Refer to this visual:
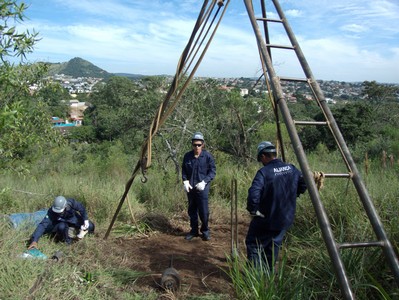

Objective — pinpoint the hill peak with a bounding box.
[47,57,112,79]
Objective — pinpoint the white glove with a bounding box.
[195,180,206,191]
[256,210,265,218]
[183,180,192,193]
[81,220,89,231]
[250,210,265,218]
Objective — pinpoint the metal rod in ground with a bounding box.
[234,178,238,252]
[231,178,238,257]
[230,179,234,256]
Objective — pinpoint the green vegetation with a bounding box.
[1,1,399,299]
[46,57,113,79]
[1,145,399,299]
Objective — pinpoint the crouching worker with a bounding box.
[27,196,95,249]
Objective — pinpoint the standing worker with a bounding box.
[27,196,95,249]
[246,141,307,269]
[182,132,216,241]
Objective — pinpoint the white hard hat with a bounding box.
[192,132,204,142]
[52,196,67,213]
[257,141,276,158]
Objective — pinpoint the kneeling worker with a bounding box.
[28,196,95,249]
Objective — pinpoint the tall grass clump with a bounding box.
[289,150,399,298]
[225,251,311,299]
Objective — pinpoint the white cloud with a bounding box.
[300,38,399,83]
[17,0,399,83]
[285,9,302,18]
[67,25,128,43]
[340,24,368,34]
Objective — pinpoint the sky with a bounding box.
[18,0,399,83]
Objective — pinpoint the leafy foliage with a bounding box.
[0,0,65,171]
[84,76,163,150]
[297,101,399,156]
[0,0,39,63]
[154,78,276,166]
[0,100,64,168]
[0,0,42,106]
[35,81,70,117]
[362,80,398,103]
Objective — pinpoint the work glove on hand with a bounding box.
[81,220,90,231]
[28,241,38,250]
[250,210,265,218]
[195,180,206,191]
[183,180,193,193]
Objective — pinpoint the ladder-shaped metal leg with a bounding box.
[243,0,399,298]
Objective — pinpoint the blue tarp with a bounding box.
[19,248,48,259]
[7,209,47,229]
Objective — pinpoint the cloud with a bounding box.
[17,0,399,82]
[299,38,399,83]
[340,24,368,33]
[285,9,302,17]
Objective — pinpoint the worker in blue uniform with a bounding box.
[246,141,307,270]
[27,196,95,249]
[182,132,216,241]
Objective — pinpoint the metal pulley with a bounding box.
[160,255,181,291]
[161,267,181,291]
[51,250,63,262]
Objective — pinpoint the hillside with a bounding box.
[46,57,113,79]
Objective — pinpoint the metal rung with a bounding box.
[266,44,294,50]
[279,76,309,82]
[323,173,351,178]
[256,17,283,23]
[294,121,327,125]
[338,241,385,249]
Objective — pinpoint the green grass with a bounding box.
[0,223,158,299]
[1,145,399,299]
[224,250,312,299]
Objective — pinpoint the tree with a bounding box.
[156,79,275,166]
[0,0,41,107]
[0,1,64,171]
[84,76,162,150]
[0,88,64,171]
[35,82,70,118]
[362,81,397,103]
[67,125,96,143]
[331,102,374,148]
[300,102,374,153]
[0,1,39,63]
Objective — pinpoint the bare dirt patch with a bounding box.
[94,213,249,299]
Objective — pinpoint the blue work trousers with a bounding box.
[245,217,286,270]
[43,220,95,244]
[187,187,210,236]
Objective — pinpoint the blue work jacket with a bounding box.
[247,159,307,230]
[31,198,88,242]
[182,149,216,187]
